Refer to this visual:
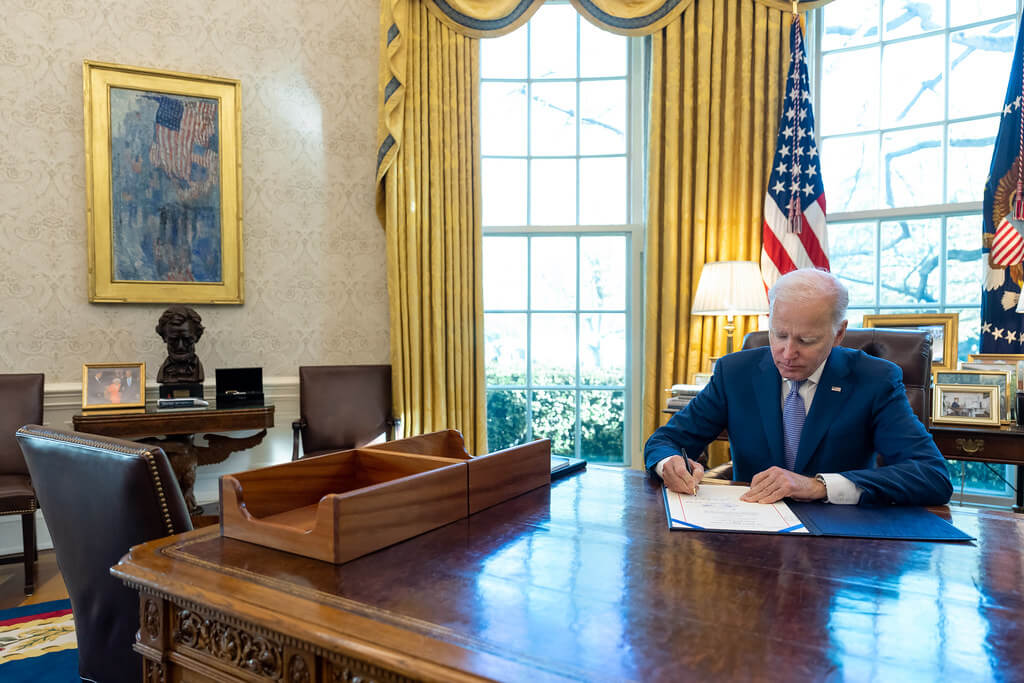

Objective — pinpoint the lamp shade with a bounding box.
[691,261,770,317]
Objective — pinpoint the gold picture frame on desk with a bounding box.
[83,61,243,304]
[967,354,1024,391]
[932,384,1000,427]
[861,313,958,370]
[933,369,1012,423]
[82,362,145,410]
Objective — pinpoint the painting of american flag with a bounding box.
[760,15,829,290]
[109,88,222,283]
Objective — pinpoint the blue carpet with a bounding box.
[0,599,78,682]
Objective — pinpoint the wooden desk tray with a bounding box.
[220,430,551,563]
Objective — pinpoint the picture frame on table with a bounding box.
[966,354,1024,391]
[931,384,1000,427]
[82,362,146,410]
[861,313,958,370]
[83,61,243,304]
[933,369,1012,423]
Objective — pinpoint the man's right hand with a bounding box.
[661,454,704,495]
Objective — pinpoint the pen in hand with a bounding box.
[682,453,698,496]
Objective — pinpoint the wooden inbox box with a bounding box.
[220,430,551,563]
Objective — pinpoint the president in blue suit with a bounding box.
[645,269,953,506]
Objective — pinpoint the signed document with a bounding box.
[663,483,808,534]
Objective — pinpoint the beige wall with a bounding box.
[0,0,388,383]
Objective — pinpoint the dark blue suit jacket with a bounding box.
[645,346,953,506]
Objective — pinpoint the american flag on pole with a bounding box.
[148,95,217,182]
[760,14,829,289]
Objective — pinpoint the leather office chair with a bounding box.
[0,373,43,594]
[705,327,932,480]
[16,425,192,683]
[292,364,401,460]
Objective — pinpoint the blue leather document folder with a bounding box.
[786,501,974,542]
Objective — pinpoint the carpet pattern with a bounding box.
[0,599,78,682]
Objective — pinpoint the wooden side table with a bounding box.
[928,423,1024,512]
[73,404,275,515]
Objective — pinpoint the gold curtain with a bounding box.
[642,0,795,458]
[377,2,487,453]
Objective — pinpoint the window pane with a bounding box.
[487,389,528,450]
[579,80,626,155]
[882,0,944,41]
[530,4,577,79]
[530,159,577,224]
[481,30,526,79]
[531,81,577,157]
[482,158,526,226]
[580,235,626,310]
[580,21,627,78]
[821,0,880,51]
[947,117,999,203]
[581,390,624,462]
[821,133,879,211]
[880,125,942,208]
[828,221,877,305]
[949,22,1015,120]
[945,215,983,306]
[484,237,528,309]
[881,35,944,128]
[947,460,1015,496]
[580,313,625,385]
[821,47,880,135]
[485,313,527,385]
[532,314,576,385]
[954,307,981,360]
[950,2,1016,28]
[579,157,627,225]
[879,217,941,305]
[532,389,576,455]
[481,82,527,156]
[531,236,576,309]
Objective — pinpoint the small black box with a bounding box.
[216,367,264,407]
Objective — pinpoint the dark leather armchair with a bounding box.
[705,327,932,479]
[15,425,192,683]
[292,364,400,460]
[0,373,43,594]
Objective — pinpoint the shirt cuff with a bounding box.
[654,456,673,479]
[818,473,862,504]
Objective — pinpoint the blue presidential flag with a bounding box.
[982,15,1024,352]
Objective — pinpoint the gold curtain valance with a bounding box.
[421,0,699,37]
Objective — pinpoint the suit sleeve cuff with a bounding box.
[817,473,862,505]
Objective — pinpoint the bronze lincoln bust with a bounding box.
[156,305,205,384]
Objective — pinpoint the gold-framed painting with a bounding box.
[83,61,243,304]
[932,383,1000,427]
[82,362,146,409]
[861,313,958,370]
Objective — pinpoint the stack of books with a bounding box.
[666,383,702,411]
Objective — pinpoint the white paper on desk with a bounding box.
[663,484,808,534]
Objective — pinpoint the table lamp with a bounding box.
[691,261,770,353]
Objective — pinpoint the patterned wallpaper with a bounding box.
[0,0,388,383]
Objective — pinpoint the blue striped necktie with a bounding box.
[783,379,806,471]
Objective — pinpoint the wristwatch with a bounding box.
[814,473,829,502]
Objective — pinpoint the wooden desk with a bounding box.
[112,466,1022,682]
[929,423,1024,512]
[73,403,274,515]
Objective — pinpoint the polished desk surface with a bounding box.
[113,466,1023,682]
[72,401,274,438]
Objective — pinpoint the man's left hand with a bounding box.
[740,466,827,504]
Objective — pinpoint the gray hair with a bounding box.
[767,268,849,332]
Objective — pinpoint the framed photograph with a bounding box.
[861,313,958,370]
[932,384,1000,427]
[82,363,146,410]
[83,61,243,304]
[933,369,1012,423]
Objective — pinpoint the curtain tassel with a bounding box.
[788,197,802,233]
